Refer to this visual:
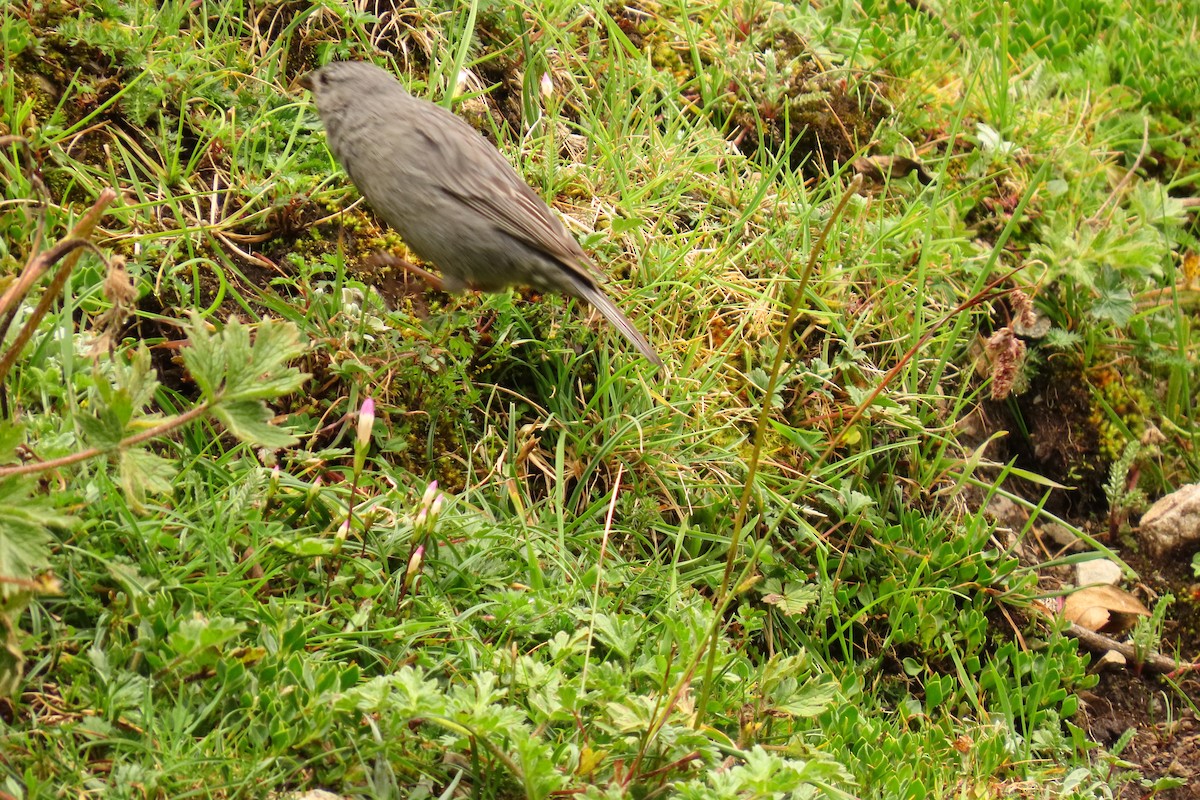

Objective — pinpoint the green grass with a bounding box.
[2,0,1199,797]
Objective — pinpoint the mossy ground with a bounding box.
[2,0,1199,797]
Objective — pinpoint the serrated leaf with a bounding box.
[180,316,309,407]
[1043,327,1083,349]
[76,407,126,450]
[179,316,308,445]
[1091,268,1135,326]
[114,347,161,411]
[337,667,448,718]
[591,613,637,661]
[237,318,308,396]
[761,583,820,616]
[270,535,341,557]
[167,616,247,668]
[213,400,299,448]
[0,477,76,599]
[770,678,839,718]
[1129,181,1187,228]
[1,622,25,697]
[210,318,308,402]
[179,314,226,399]
[119,448,177,510]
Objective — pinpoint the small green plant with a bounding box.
[1104,438,1150,538]
[1130,593,1173,667]
[0,197,309,692]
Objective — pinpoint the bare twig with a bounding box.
[694,175,865,723]
[0,401,211,478]
[1066,622,1195,677]
[0,189,119,390]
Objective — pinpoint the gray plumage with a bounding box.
[302,60,662,367]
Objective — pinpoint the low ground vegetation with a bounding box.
[2,1,1198,797]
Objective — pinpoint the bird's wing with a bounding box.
[409,103,660,366]
[416,110,602,286]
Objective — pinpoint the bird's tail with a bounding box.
[574,282,663,368]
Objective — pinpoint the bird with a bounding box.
[301,60,662,367]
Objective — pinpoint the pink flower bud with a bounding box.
[421,480,439,509]
[405,545,425,585]
[357,397,375,446]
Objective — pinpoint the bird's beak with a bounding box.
[297,71,315,92]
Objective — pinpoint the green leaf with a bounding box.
[0,422,24,464]
[1091,267,1135,326]
[179,315,308,446]
[337,667,448,718]
[0,477,75,594]
[590,612,638,661]
[119,448,177,510]
[114,346,162,412]
[0,475,75,694]
[1,618,25,697]
[167,616,247,669]
[77,407,126,450]
[182,316,308,402]
[271,535,342,557]
[761,583,819,617]
[770,677,838,718]
[233,318,309,400]
[180,315,228,399]
[81,348,165,451]
[213,400,299,448]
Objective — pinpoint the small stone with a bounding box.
[1076,558,1123,587]
[1042,522,1083,551]
[1138,483,1200,557]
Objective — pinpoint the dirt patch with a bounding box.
[968,354,1200,793]
[1073,546,1200,796]
[726,53,888,176]
[1078,670,1200,798]
[976,360,1109,518]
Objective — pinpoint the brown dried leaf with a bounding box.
[1062,585,1150,635]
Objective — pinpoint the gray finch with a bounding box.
[302,61,662,367]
